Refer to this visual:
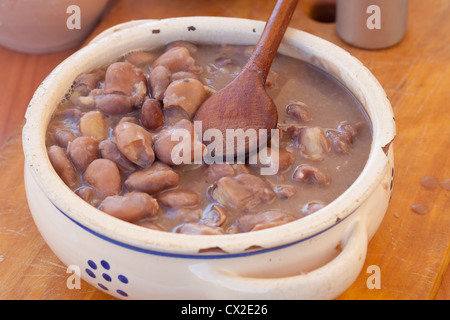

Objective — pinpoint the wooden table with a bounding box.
[0,0,448,300]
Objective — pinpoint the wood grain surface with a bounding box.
[0,0,448,300]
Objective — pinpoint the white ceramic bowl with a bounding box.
[22,17,395,300]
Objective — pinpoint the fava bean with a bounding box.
[47,125,77,149]
[123,51,156,67]
[114,120,155,168]
[140,98,164,131]
[297,127,330,161]
[135,220,164,231]
[153,119,205,166]
[124,161,179,195]
[79,110,107,141]
[171,71,201,82]
[149,65,171,101]
[67,136,99,171]
[152,46,199,73]
[73,69,105,96]
[163,78,207,118]
[104,61,147,96]
[237,210,295,232]
[83,159,122,199]
[99,139,136,172]
[292,164,330,185]
[47,145,79,189]
[200,204,228,227]
[211,173,276,211]
[94,93,134,115]
[176,223,225,235]
[203,163,236,183]
[285,102,311,122]
[75,186,100,207]
[156,189,200,209]
[165,41,199,54]
[100,192,159,222]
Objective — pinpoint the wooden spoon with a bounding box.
[194,0,299,159]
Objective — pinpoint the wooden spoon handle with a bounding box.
[246,0,299,83]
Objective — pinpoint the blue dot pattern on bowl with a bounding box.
[85,259,129,298]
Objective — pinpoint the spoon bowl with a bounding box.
[194,0,299,158]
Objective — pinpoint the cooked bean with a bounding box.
[156,189,200,209]
[200,204,228,227]
[131,80,148,107]
[153,119,205,166]
[163,78,207,118]
[302,201,325,215]
[135,220,164,231]
[326,129,353,154]
[53,108,83,119]
[123,51,156,66]
[152,46,198,73]
[250,147,294,173]
[292,164,330,185]
[211,173,276,211]
[297,127,330,161]
[67,136,99,171]
[203,163,236,183]
[338,122,363,138]
[104,61,147,96]
[94,93,134,115]
[75,186,101,207]
[171,71,200,82]
[114,120,155,168]
[73,69,105,96]
[117,116,139,126]
[83,159,122,199]
[99,139,136,172]
[170,207,203,225]
[140,98,164,130]
[100,191,159,222]
[77,95,96,108]
[46,125,77,149]
[47,145,79,189]
[79,110,107,141]
[286,102,311,122]
[279,124,302,141]
[149,65,171,101]
[124,161,179,194]
[237,210,295,232]
[232,164,250,174]
[165,41,198,54]
[176,223,225,235]
[274,185,298,199]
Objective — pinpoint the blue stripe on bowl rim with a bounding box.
[52,201,355,260]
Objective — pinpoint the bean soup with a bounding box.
[46,41,372,235]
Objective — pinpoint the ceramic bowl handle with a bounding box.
[191,218,368,300]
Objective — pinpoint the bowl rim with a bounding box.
[22,17,395,256]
